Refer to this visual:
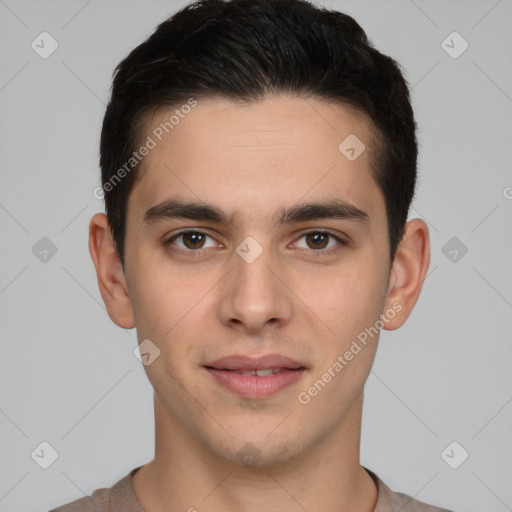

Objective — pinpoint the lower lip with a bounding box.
[204,368,306,399]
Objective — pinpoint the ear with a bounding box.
[382,218,430,331]
[88,213,135,329]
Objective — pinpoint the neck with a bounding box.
[132,393,377,512]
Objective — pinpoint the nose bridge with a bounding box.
[218,237,292,332]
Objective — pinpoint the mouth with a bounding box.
[226,367,295,376]
[203,354,307,399]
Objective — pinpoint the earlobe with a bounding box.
[382,218,430,331]
[88,213,136,329]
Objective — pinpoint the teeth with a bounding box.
[256,368,274,377]
[237,368,283,376]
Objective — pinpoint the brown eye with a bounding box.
[181,232,206,249]
[305,232,329,249]
[166,231,217,252]
[293,231,345,254]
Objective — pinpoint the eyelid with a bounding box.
[165,229,222,253]
[290,229,347,253]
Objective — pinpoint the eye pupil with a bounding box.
[306,232,328,249]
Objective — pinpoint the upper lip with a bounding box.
[204,354,305,371]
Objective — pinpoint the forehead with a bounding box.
[128,95,384,226]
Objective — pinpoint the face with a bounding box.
[121,95,398,466]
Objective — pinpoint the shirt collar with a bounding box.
[111,465,402,512]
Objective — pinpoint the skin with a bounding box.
[89,94,430,512]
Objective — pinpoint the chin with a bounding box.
[209,431,304,469]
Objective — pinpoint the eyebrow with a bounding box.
[143,198,369,226]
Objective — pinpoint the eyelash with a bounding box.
[164,229,347,257]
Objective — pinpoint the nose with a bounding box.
[217,240,293,335]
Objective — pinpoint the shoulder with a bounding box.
[48,467,143,512]
[366,468,455,512]
[48,487,111,512]
[383,488,455,512]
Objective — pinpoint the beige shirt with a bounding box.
[49,466,453,512]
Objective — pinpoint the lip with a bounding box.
[205,354,304,371]
[203,354,306,399]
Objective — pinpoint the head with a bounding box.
[90,0,429,468]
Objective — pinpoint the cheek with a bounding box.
[300,257,387,344]
[128,246,200,332]
[129,275,197,391]
[128,261,211,367]
[129,278,171,337]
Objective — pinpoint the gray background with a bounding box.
[1,0,511,510]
